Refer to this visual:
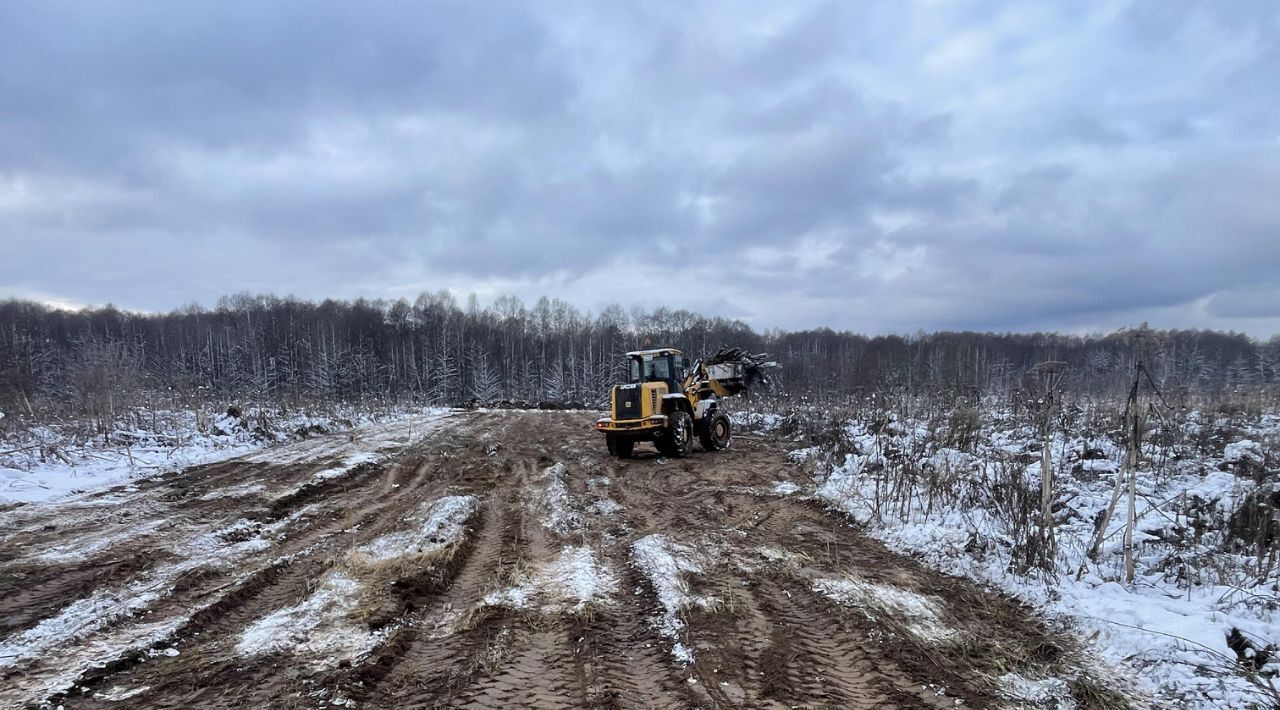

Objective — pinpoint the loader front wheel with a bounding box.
[606,434,634,458]
[699,412,732,451]
[659,410,694,458]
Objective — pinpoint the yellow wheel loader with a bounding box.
[594,346,776,458]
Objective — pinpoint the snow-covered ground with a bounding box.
[236,569,387,668]
[538,462,582,536]
[812,572,957,643]
[236,492,480,668]
[631,533,718,665]
[0,407,452,505]
[789,406,1280,708]
[0,509,314,700]
[354,494,480,563]
[483,546,619,614]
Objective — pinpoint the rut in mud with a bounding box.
[0,410,1099,709]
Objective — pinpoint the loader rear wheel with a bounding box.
[658,410,694,458]
[699,412,732,451]
[606,434,634,458]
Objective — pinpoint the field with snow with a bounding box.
[739,398,1280,709]
[0,407,1146,709]
[0,406,446,506]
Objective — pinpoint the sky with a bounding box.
[1,1,1278,337]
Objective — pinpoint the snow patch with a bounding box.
[539,463,581,535]
[197,481,266,501]
[757,546,809,567]
[999,673,1077,709]
[588,498,621,516]
[813,574,957,643]
[35,518,170,563]
[354,495,479,562]
[631,534,716,665]
[483,546,619,613]
[0,408,455,506]
[787,447,821,463]
[96,685,152,701]
[235,571,384,666]
[772,480,801,495]
[0,516,300,704]
[810,411,1280,708]
[0,517,292,672]
[241,408,453,466]
[1223,439,1264,465]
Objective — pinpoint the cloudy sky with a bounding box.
[1,1,1278,336]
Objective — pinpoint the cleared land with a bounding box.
[0,411,1095,709]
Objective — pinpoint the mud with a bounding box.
[0,411,1096,709]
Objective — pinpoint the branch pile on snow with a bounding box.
[631,534,717,665]
[1223,439,1265,466]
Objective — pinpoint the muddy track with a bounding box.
[1,410,1100,709]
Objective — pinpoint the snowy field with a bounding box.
[0,407,452,505]
[1,408,1141,707]
[743,404,1280,708]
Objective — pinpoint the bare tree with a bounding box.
[1031,361,1067,531]
[467,344,502,403]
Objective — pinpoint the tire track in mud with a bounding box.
[2,414,473,709]
[353,484,520,706]
[681,580,786,710]
[368,455,569,708]
[597,422,1004,709]
[365,421,700,710]
[449,628,582,709]
[578,567,704,710]
[0,455,368,644]
[66,414,503,709]
[0,412,437,566]
[4,411,1101,709]
[0,552,157,637]
[748,577,958,709]
[321,413,570,708]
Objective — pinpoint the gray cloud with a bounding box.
[1,0,1278,337]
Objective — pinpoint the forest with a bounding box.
[1,292,1278,419]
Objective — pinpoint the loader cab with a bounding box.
[626,349,689,392]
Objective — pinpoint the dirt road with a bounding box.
[0,411,1092,709]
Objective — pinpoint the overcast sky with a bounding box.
[1,2,1278,336]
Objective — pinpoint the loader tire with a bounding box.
[606,433,634,458]
[658,410,694,458]
[699,412,732,451]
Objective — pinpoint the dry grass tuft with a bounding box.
[1069,675,1135,710]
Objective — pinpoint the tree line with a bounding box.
[1,293,1277,421]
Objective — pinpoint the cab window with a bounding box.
[650,356,672,381]
[629,354,674,383]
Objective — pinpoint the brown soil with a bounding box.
[0,411,1100,709]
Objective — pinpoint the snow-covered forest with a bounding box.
[2,294,1279,420]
